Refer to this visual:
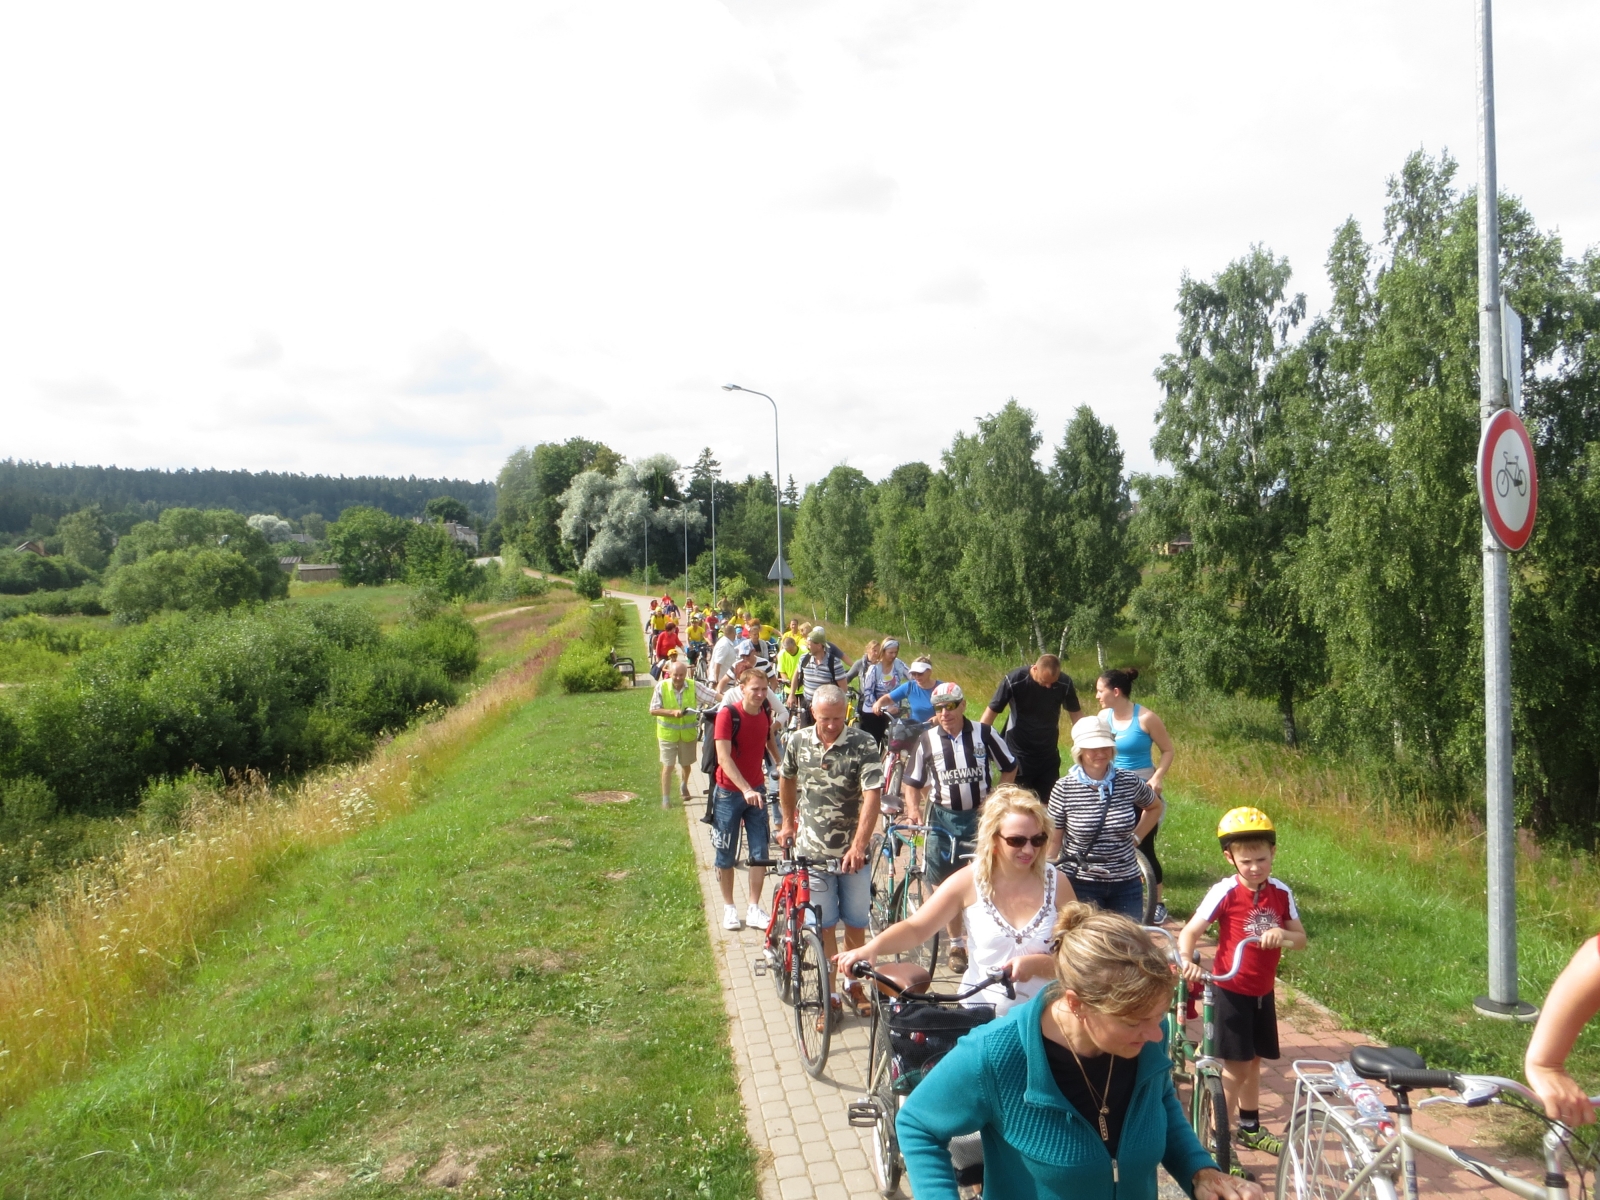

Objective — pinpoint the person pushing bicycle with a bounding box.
[1177,807,1307,1160]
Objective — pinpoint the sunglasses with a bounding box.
[932,702,961,712]
[998,833,1049,848]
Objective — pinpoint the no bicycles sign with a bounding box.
[1477,407,1538,551]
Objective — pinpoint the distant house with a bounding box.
[442,521,480,551]
[13,540,46,556]
[285,532,314,546]
[278,556,303,572]
[296,563,341,583]
[1158,538,1194,556]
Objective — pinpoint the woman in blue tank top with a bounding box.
[1096,667,1176,923]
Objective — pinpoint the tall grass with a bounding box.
[0,603,588,1112]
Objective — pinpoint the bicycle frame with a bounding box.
[1281,1062,1578,1200]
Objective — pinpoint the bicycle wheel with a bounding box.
[1196,1073,1231,1177]
[766,903,793,1005]
[1277,1097,1395,1200]
[868,834,897,938]
[793,927,832,1078]
[899,870,941,971]
[1136,850,1158,925]
[868,1008,902,1196]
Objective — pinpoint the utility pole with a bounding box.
[1472,0,1535,1022]
[710,469,719,606]
[723,384,785,631]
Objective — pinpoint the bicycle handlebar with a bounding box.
[849,960,1017,1003]
[1206,935,1263,983]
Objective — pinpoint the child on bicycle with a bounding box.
[1178,807,1307,1158]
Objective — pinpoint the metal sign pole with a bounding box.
[1472,0,1535,1022]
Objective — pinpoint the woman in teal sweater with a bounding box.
[897,903,1264,1200]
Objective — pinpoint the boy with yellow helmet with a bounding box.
[1178,807,1307,1163]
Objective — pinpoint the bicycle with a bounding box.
[1276,1046,1600,1200]
[1497,450,1529,499]
[877,717,926,817]
[1135,848,1160,925]
[1160,931,1264,1178]
[867,819,939,970]
[753,847,843,1078]
[846,958,1016,1197]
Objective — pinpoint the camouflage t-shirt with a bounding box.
[779,725,884,861]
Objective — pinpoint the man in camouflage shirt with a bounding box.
[778,683,883,1017]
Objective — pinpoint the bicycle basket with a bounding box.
[887,998,995,1094]
[887,719,927,752]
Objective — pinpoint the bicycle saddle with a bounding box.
[1349,1045,1434,1086]
[873,962,931,998]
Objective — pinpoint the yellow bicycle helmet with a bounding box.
[1217,806,1276,850]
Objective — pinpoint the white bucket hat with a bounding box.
[1069,715,1116,760]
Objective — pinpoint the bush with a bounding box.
[0,775,56,824]
[0,585,106,620]
[0,552,95,595]
[556,642,625,693]
[137,769,220,831]
[0,600,477,815]
[573,569,604,600]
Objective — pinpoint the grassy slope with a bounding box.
[0,615,755,1199]
[820,619,1600,1086]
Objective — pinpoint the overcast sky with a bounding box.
[2,1,1597,491]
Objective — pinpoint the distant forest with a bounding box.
[0,461,496,535]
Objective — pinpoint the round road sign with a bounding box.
[1477,408,1538,551]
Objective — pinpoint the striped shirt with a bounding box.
[1047,767,1156,882]
[904,719,1017,812]
[795,645,850,699]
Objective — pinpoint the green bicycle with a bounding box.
[867,819,940,971]
[1156,929,1263,1179]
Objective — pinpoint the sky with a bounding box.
[2,0,1597,491]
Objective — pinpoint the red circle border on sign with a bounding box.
[1477,408,1539,551]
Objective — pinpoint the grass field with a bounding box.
[0,610,756,1200]
[818,617,1600,1090]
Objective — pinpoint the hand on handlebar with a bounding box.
[1257,927,1287,950]
[1180,959,1206,985]
[1527,1064,1599,1127]
[1193,1166,1264,1200]
[834,947,875,976]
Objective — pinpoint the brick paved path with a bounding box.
[617,593,1537,1200]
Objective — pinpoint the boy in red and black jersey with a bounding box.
[1179,807,1308,1159]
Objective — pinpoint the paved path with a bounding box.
[613,592,1536,1199]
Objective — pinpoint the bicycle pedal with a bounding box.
[846,1099,882,1127]
[753,959,767,976]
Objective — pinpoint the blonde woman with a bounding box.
[834,786,1072,1015]
[898,903,1261,1200]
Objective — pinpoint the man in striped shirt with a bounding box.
[903,682,1018,973]
[788,626,850,728]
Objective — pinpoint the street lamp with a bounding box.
[664,496,693,600]
[723,383,785,631]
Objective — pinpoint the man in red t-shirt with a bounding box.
[712,667,779,932]
[654,621,683,663]
[1179,807,1307,1159]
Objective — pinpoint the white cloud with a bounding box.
[0,0,1596,487]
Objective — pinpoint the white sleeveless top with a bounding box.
[960,866,1060,1016]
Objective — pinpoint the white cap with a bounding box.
[909,657,934,674]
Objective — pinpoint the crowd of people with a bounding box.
[642,594,1598,1197]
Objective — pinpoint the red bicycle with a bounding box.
[753,848,842,1078]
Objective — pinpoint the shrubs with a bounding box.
[0,601,479,815]
[102,508,287,622]
[573,569,604,600]
[0,552,95,595]
[0,585,106,620]
[556,599,629,694]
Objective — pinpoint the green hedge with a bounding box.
[0,600,479,816]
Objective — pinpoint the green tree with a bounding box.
[56,505,114,571]
[405,521,477,597]
[791,466,875,624]
[497,439,620,570]
[424,495,472,525]
[1133,247,1320,745]
[324,507,412,586]
[1051,407,1138,653]
[104,508,287,619]
[870,462,935,641]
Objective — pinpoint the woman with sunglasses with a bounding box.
[834,786,1073,1014]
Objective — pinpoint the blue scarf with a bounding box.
[1068,762,1119,804]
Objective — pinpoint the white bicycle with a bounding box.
[1278,1044,1600,1200]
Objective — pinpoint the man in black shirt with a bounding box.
[980,654,1083,801]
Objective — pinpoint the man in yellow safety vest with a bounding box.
[649,658,700,810]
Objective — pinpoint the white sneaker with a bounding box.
[722,905,742,931]
[746,904,770,930]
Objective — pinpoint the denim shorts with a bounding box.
[808,860,871,930]
[709,785,770,870]
[1065,875,1145,921]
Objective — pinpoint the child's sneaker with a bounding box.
[1152,902,1169,925]
[1228,1164,1257,1181]
[1236,1127,1284,1155]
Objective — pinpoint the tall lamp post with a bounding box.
[709,467,719,607]
[665,496,693,600]
[723,383,785,631]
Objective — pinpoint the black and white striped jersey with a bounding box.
[904,719,1018,812]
